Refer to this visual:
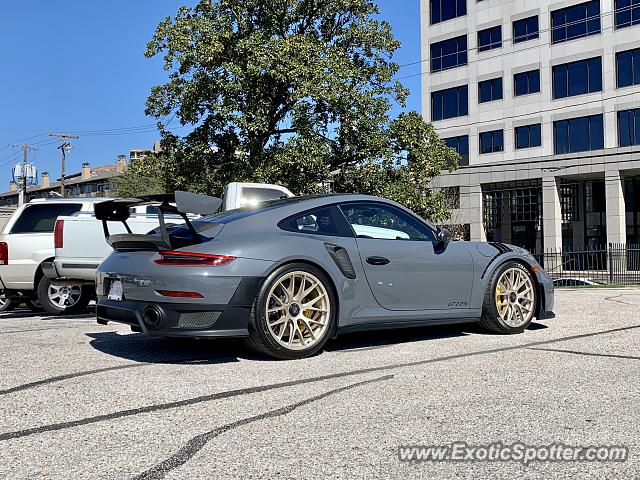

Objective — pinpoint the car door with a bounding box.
[339,202,474,311]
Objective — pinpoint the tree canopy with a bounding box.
[125,0,459,221]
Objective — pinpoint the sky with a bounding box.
[0,1,422,189]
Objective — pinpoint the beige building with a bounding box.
[422,0,640,252]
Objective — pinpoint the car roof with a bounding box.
[29,197,111,204]
[197,193,435,230]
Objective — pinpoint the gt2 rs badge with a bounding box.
[448,301,469,307]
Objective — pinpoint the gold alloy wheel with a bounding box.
[265,271,330,351]
[495,267,535,327]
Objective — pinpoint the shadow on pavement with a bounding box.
[86,331,255,365]
[527,322,549,330]
[327,322,473,352]
[86,320,548,363]
[0,306,96,321]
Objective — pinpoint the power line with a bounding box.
[0,116,177,152]
[0,133,49,155]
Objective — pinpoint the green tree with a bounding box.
[141,0,459,221]
[111,156,167,197]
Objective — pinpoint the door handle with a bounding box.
[366,256,390,266]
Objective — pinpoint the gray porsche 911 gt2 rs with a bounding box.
[94,192,554,359]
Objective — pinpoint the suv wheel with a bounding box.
[0,292,16,312]
[37,277,90,315]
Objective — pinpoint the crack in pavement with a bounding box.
[1,323,639,442]
[530,347,640,361]
[132,375,394,480]
[0,325,640,441]
[0,364,145,396]
[604,294,638,306]
[0,357,235,397]
[0,325,91,335]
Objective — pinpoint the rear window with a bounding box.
[10,203,83,234]
[240,187,289,206]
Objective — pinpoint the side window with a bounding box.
[10,204,83,234]
[279,206,351,237]
[339,203,436,241]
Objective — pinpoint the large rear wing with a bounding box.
[94,191,222,251]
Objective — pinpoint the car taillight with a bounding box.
[154,250,236,266]
[0,242,8,265]
[157,290,204,298]
[54,220,64,249]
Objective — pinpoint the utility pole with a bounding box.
[49,133,79,197]
[10,143,38,206]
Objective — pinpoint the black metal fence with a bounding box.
[533,244,640,286]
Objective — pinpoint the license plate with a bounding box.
[107,279,123,302]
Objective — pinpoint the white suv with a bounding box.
[0,198,108,314]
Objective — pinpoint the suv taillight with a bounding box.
[0,242,8,265]
[54,220,64,249]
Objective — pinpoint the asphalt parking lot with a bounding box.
[1,288,639,480]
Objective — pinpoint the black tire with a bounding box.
[245,263,337,360]
[27,298,44,313]
[480,261,537,334]
[0,292,16,312]
[36,276,91,315]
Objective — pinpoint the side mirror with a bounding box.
[436,227,452,247]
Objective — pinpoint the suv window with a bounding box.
[241,187,287,206]
[279,206,352,237]
[339,203,436,241]
[10,204,83,234]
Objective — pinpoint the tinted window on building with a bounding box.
[478,26,502,52]
[431,0,467,24]
[431,85,468,121]
[430,35,468,72]
[515,124,542,149]
[553,114,604,154]
[513,16,539,43]
[444,135,470,166]
[553,57,602,98]
[615,0,640,28]
[551,0,601,43]
[514,69,540,96]
[618,108,640,146]
[617,47,640,87]
[478,77,503,103]
[11,203,83,234]
[479,130,504,154]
